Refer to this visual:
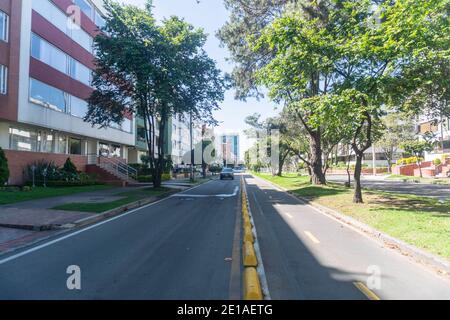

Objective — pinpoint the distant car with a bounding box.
[220,168,234,180]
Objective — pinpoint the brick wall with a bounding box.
[4,150,88,185]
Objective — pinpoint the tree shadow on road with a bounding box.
[245,176,372,300]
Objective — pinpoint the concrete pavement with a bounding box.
[0,178,242,299]
[245,174,450,300]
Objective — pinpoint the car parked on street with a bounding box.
[220,168,234,180]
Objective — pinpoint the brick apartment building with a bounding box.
[0,0,135,185]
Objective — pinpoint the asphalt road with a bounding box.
[0,178,242,300]
[1,174,449,300]
[245,174,450,300]
[326,175,450,200]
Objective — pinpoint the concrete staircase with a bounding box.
[86,155,138,186]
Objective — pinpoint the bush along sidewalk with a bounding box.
[26,158,102,187]
[0,147,9,187]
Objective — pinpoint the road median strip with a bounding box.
[241,178,265,300]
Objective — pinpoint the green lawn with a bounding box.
[0,185,112,205]
[52,187,173,213]
[386,174,450,185]
[253,172,450,260]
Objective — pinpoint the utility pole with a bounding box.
[190,111,194,182]
[372,144,376,176]
[202,124,206,179]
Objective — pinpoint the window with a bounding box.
[69,137,82,155]
[419,121,438,134]
[94,10,106,29]
[111,145,121,157]
[0,10,9,42]
[0,64,7,95]
[30,78,67,112]
[443,140,450,150]
[9,128,38,152]
[57,135,67,154]
[122,118,132,133]
[31,33,67,74]
[70,95,88,118]
[74,0,93,19]
[69,58,91,85]
[137,126,146,142]
[32,0,94,54]
[38,132,55,153]
[32,33,92,86]
[99,142,109,156]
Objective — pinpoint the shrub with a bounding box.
[0,147,9,186]
[396,156,423,166]
[63,157,78,175]
[137,175,153,183]
[26,160,60,182]
[433,158,442,166]
[162,173,171,181]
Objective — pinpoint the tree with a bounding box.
[377,113,415,172]
[85,1,226,187]
[0,147,9,186]
[401,140,435,178]
[244,0,447,202]
[63,158,78,175]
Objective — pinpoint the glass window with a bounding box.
[137,126,146,142]
[69,137,82,155]
[0,10,9,42]
[70,21,93,53]
[74,0,93,19]
[99,142,109,157]
[57,135,67,154]
[30,78,67,112]
[70,95,89,118]
[0,64,7,95]
[31,33,67,74]
[94,10,106,29]
[32,0,93,54]
[111,145,121,157]
[38,132,55,153]
[122,118,132,133]
[69,58,91,85]
[9,127,38,152]
[32,0,68,38]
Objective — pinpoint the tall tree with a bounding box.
[85,1,226,187]
[377,113,416,172]
[239,0,447,202]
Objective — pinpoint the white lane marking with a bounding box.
[284,212,294,219]
[171,186,239,198]
[0,180,216,266]
[304,231,320,244]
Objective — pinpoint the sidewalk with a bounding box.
[0,180,204,254]
[0,185,161,253]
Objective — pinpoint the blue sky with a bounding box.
[121,0,279,156]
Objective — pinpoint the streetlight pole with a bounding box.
[190,111,194,182]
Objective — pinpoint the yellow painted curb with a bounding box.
[244,267,263,300]
[243,241,258,267]
[243,225,254,243]
[243,216,252,229]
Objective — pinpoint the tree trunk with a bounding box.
[353,153,364,203]
[309,132,326,185]
[277,151,288,176]
[418,161,423,178]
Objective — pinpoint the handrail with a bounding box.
[91,154,138,181]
